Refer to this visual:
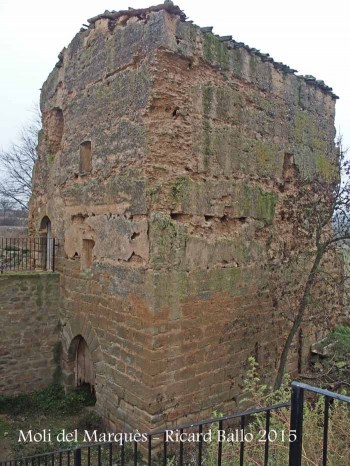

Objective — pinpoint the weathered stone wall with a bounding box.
[29,5,339,431]
[142,14,338,423]
[0,273,60,395]
[29,9,173,432]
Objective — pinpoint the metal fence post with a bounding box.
[289,384,304,466]
[74,449,81,466]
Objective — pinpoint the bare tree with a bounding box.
[0,109,40,209]
[0,197,14,217]
[272,141,350,389]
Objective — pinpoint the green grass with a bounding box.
[0,416,10,437]
[0,383,96,417]
[318,325,350,360]
[0,384,99,458]
[331,325,350,353]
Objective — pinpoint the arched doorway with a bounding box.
[70,335,96,393]
[39,216,52,270]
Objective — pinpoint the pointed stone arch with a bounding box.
[39,215,52,270]
[61,316,106,402]
[69,335,96,392]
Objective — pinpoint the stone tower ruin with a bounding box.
[29,3,338,432]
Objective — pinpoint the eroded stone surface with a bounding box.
[29,4,339,431]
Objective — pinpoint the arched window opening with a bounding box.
[65,334,96,405]
[79,141,92,174]
[76,337,95,394]
[39,216,52,270]
[44,107,64,154]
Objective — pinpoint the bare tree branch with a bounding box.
[0,108,40,210]
[273,138,350,389]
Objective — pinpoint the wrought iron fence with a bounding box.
[145,402,291,466]
[0,402,290,466]
[0,384,348,466]
[0,237,58,273]
[289,381,350,466]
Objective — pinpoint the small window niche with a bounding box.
[81,239,95,270]
[79,141,92,175]
[44,107,64,154]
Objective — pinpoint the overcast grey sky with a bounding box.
[0,0,349,152]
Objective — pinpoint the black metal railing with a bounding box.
[0,402,290,466]
[0,237,58,273]
[289,381,350,466]
[0,382,349,466]
[147,401,290,466]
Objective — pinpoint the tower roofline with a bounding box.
[86,2,187,25]
[81,3,337,100]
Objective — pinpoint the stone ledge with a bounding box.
[0,272,60,278]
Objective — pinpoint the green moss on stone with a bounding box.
[150,212,187,268]
[47,152,55,165]
[152,266,245,311]
[256,190,277,223]
[203,33,229,69]
[147,184,162,199]
[315,154,337,180]
[203,33,214,62]
[294,111,312,144]
[241,185,277,223]
[188,24,198,46]
[256,141,278,174]
[216,41,229,69]
[250,54,258,75]
[203,86,213,116]
[153,214,174,232]
[232,49,243,76]
[294,111,336,179]
[171,177,189,203]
